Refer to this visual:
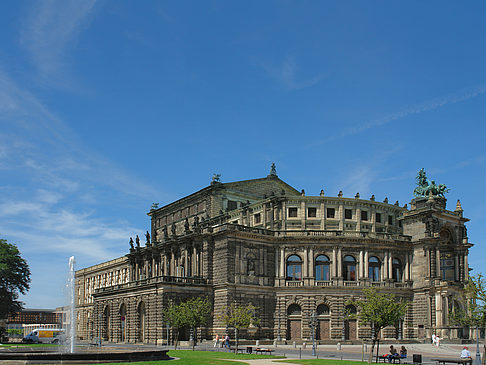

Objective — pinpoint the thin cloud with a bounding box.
[261,56,326,90]
[342,85,486,138]
[19,0,98,83]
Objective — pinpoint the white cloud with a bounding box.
[19,0,98,82]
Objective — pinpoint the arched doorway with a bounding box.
[137,302,146,342]
[316,304,330,340]
[344,304,357,340]
[119,303,127,342]
[287,304,302,340]
[103,306,110,341]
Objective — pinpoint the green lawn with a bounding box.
[96,349,284,365]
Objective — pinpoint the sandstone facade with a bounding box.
[75,167,472,344]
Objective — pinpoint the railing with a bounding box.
[343,281,359,286]
[315,281,332,287]
[286,281,303,287]
[274,230,411,241]
[94,275,209,294]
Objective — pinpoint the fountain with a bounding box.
[0,256,169,363]
[67,255,76,354]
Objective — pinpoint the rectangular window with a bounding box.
[254,213,261,224]
[388,215,393,225]
[375,213,381,223]
[361,210,368,221]
[227,200,238,211]
[308,207,317,217]
[288,207,298,217]
[327,208,335,218]
[345,209,352,219]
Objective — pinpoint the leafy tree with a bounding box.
[163,296,212,350]
[348,288,408,363]
[0,238,31,319]
[449,274,486,328]
[181,297,212,350]
[449,274,486,360]
[219,302,260,353]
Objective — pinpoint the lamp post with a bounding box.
[475,327,481,365]
[309,312,317,357]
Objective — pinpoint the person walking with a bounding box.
[214,334,219,348]
[224,334,230,349]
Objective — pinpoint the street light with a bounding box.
[475,327,481,365]
[309,312,317,357]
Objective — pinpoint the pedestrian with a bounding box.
[225,334,230,349]
[435,335,440,347]
[214,333,219,348]
[400,346,407,359]
[461,346,471,360]
[431,333,437,346]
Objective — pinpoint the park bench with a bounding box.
[431,358,472,365]
[377,355,404,363]
[88,338,102,347]
[255,347,274,355]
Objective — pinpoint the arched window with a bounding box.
[119,303,127,342]
[345,304,357,315]
[392,258,402,282]
[286,255,302,281]
[317,304,330,316]
[368,256,381,281]
[137,302,146,342]
[343,255,357,281]
[315,255,330,281]
[287,303,302,316]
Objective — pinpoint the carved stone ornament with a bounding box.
[422,215,441,237]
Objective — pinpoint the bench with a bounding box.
[255,348,274,355]
[88,338,102,347]
[235,348,246,354]
[377,355,404,363]
[431,358,472,365]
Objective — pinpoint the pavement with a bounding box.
[85,341,483,364]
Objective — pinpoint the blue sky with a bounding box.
[0,1,485,309]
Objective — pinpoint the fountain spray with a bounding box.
[68,256,76,353]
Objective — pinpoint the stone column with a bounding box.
[303,247,309,278]
[359,250,364,279]
[280,248,285,278]
[465,253,469,280]
[435,293,442,326]
[309,247,314,278]
[388,253,393,279]
[364,251,369,279]
[320,200,326,230]
[404,254,410,281]
[430,249,437,278]
[339,202,344,231]
[301,201,306,230]
[332,247,337,278]
[455,255,459,282]
[337,248,342,277]
[436,248,441,279]
[184,251,188,277]
[356,207,361,232]
[371,206,376,233]
[282,201,287,230]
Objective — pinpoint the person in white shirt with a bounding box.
[461,347,471,359]
[432,334,437,346]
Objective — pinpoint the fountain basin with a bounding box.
[0,348,170,364]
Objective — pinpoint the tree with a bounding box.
[181,297,212,350]
[348,288,408,363]
[449,274,486,362]
[449,274,486,328]
[163,296,212,350]
[0,238,31,319]
[219,302,260,353]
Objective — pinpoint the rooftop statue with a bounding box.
[413,168,449,198]
[212,174,221,183]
